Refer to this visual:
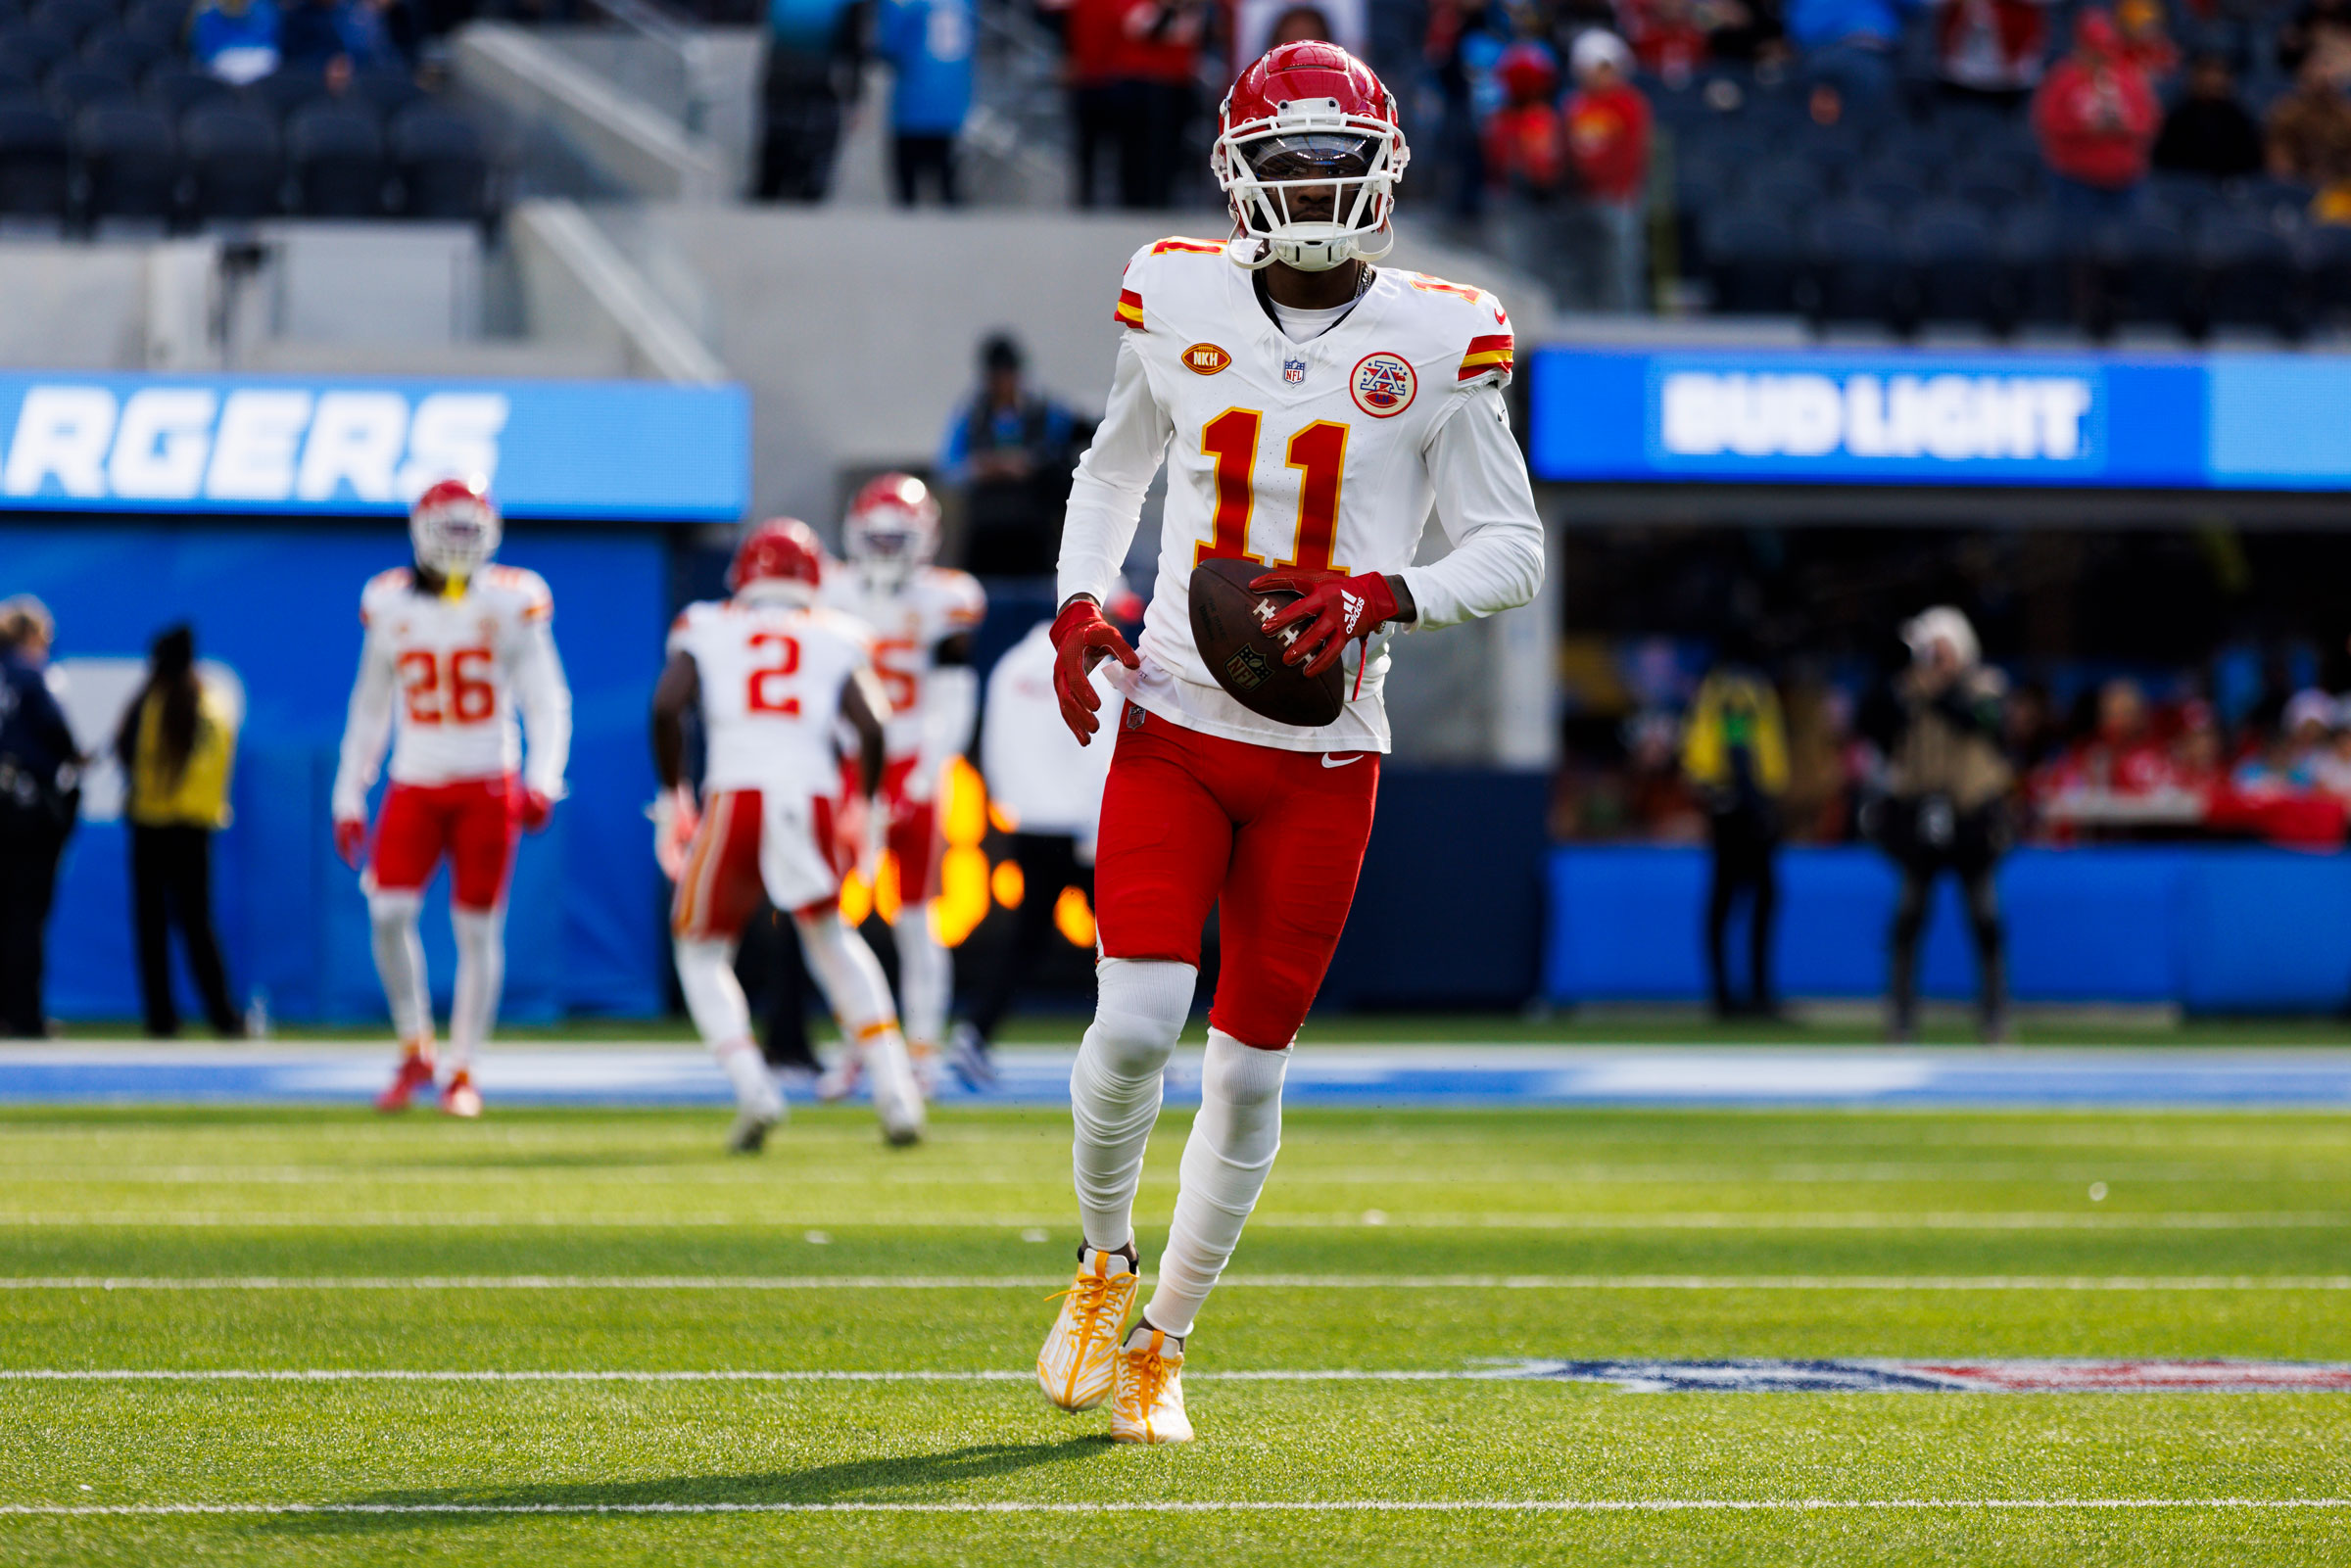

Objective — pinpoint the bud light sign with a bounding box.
[0,373,749,521]
[1526,347,2231,489]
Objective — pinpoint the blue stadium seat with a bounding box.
[0,24,73,79]
[286,97,383,214]
[45,58,131,113]
[390,100,485,220]
[0,56,29,96]
[2194,212,2300,337]
[1745,158,1824,214]
[1805,200,1911,328]
[144,56,230,119]
[0,95,67,219]
[73,97,174,224]
[2091,213,2192,330]
[1907,200,2006,330]
[1703,204,1802,313]
[1850,163,1930,214]
[349,64,419,119]
[120,0,183,47]
[1947,156,2031,215]
[82,27,163,79]
[1995,205,2072,324]
[29,0,111,45]
[180,98,276,219]
[2302,222,2351,322]
[245,65,326,123]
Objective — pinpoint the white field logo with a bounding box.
[1658,371,2095,462]
[0,386,509,503]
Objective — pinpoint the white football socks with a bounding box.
[1070,958,1196,1255]
[366,891,430,1047]
[673,934,779,1113]
[1145,1029,1290,1340]
[794,909,925,1137]
[893,907,951,1050]
[448,906,504,1070]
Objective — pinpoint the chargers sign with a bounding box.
[0,373,748,521]
[1526,347,2226,489]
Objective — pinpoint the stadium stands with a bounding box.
[0,0,493,230]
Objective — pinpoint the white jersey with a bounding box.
[669,597,875,801]
[1058,238,1547,754]
[982,619,1120,847]
[332,565,571,818]
[822,563,985,766]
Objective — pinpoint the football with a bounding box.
[1188,556,1345,727]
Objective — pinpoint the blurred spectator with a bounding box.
[1066,0,1203,208]
[2308,702,2351,798]
[2115,0,2181,82]
[2153,53,2265,176]
[2069,677,2173,791]
[1621,0,1711,82]
[2277,0,2351,75]
[879,0,973,206]
[1932,0,2051,109]
[756,0,867,202]
[192,0,284,84]
[1426,0,1509,221]
[1682,656,1789,1019]
[1872,607,2012,1044]
[1787,0,1914,107]
[1562,30,1652,311]
[1271,2,1336,41]
[1483,41,1570,301]
[2033,10,2160,223]
[0,597,77,1040]
[2265,49,2351,186]
[114,626,244,1041]
[938,334,1091,576]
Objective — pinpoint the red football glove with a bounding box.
[517,786,554,833]
[332,817,367,869]
[1050,596,1139,745]
[1253,569,1402,680]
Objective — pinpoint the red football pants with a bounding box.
[370,775,519,911]
[1092,707,1379,1048]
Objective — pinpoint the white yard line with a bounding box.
[1,1498,2346,1516]
[2,1274,2347,1291]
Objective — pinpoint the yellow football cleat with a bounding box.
[1111,1324,1191,1445]
[1036,1247,1137,1411]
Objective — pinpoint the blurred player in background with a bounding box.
[952,585,1138,1087]
[1037,42,1545,1443]
[653,518,927,1151]
[332,480,572,1118]
[818,473,985,1097]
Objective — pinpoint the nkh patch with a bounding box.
[1472,1359,2351,1393]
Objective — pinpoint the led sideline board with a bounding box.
[0,373,750,521]
[1527,347,2351,492]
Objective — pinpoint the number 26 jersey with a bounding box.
[668,597,875,802]
[1056,238,1544,755]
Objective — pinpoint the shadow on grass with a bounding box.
[264,1437,1115,1535]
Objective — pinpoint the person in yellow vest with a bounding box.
[1682,654,1791,1019]
[114,625,244,1038]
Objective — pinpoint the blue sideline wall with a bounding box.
[12,518,668,1023]
[1548,844,2351,1013]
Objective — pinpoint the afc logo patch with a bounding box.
[1182,343,1231,375]
[1350,352,1416,418]
[1282,355,1307,386]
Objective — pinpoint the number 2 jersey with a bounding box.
[668,596,876,803]
[1056,238,1547,754]
[332,565,572,820]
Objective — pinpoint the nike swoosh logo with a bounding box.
[1319,752,1367,769]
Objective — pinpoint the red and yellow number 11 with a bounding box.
[1195,408,1349,573]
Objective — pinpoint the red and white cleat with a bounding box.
[376,1045,437,1114]
[439,1069,483,1119]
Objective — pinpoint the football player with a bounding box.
[653,519,927,1151]
[332,479,572,1118]
[1035,41,1546,1443]
[816,474,985,1098]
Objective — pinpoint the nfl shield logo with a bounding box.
[1282,356,1307,386]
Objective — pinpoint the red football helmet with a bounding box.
[729,517,825,602]
[842,472,940,591]
[1213,41,1410,271]
[409,477,501,579]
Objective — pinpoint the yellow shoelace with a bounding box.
[1046,1270,1128,1349]
[1122,1344,1175,1415]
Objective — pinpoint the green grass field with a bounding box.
[4,1099,2350,1565]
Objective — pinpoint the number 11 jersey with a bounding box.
[1058,238,1537,755]
[669,597,875,802]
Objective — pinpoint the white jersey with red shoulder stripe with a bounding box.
[820,564,985,761]
[1060,238,1538,754]
[332,564,572,820]
[669,597,875,801]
